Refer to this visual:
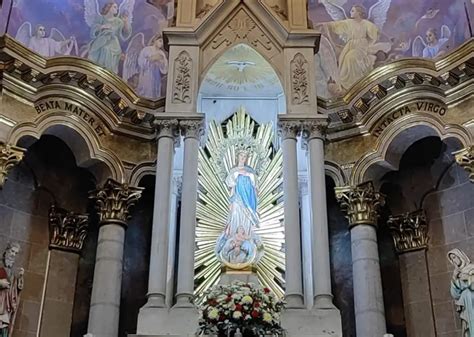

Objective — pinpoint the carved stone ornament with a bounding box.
[180,119,205,139]
[48,204,89,253]
[454,146,474,183]
[90,179,143,226]
[172,51,192,104]
[277,121,301,140]
[387,209,428,253]
[290,53,309,105]
[0,144,26,188]
[335,181,385,228]
[153,118,179,139]
[301,120,328,141]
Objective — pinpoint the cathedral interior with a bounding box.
[0,0,473,337]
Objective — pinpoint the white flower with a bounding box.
[273,313,280,321]
[245,314,252,320]
[263,312,273,323]
[208,308,219,320]
[233,311,242,319]
[242,295,253,304]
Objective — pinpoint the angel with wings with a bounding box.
[83,0,136,73]
[123,33,168,98]
[412,26,452,59]
[15,23,76,57]
[319,0,392,90]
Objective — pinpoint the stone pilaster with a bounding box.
[335,181,387,337]
[454,146,473,183]
[387,209,435,337]
[41,204,89,337]
[387,209,429,254]
[87,179,142,337]
[0,143,26,188]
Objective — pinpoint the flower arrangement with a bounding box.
[197,281,285,337]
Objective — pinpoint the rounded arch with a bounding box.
[128,160,157,187]
[8,112,125,183]
[350,113,472,186]
[325,160,348,187]
[199,42,284,93]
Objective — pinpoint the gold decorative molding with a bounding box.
[334,181,385,228]
[387,209,428,254]
[453,146,474,183]
[0,143,26,188]
[48,204,89,253]
[90,179,143,226]
[0,35,159,128]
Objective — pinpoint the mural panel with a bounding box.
[6,0,175,99]
[308,0,473,98]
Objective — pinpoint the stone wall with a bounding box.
[0,135,95,337]
[381,136,474,337]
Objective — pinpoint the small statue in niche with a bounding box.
[448,248,474,337]
[0,242,24,337]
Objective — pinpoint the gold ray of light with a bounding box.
[195,107,285,299]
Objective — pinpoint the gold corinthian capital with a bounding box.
[48,204,89,253]
[334,181,385,228]
[453,146,473,183]
[90,179,143,227]
[0,144,26,188]
[387,209,429,254]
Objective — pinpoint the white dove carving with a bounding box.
[226,60,256,72]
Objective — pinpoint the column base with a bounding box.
[136,306,198,336]
[281,308,342,337]
[312,294,337,310]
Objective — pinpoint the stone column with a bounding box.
[302,120,335,309]
[143,119,179,308]
[40,204,89,337]
[335,181,386,337]
[454,146,473,183]
[278,121,304,308]
[388,210,435,337]
[299,175,313,309]
[87,179,142,337]
[174,119,204,307]
[0,143,26,188]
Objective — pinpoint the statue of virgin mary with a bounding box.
[215,149,264,269]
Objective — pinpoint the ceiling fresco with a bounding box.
[308,0,473,99]
[6,0,174,99]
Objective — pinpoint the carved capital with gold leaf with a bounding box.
[90,179,143,227]
[454,146,474,183]
[335,181,385,228]
[387,209,428,254]
[0,144,26,188]
[48,204,89,253]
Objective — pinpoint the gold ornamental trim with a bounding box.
[0,143,26,188]
[454,146,474,183]
[387,209,428,254]
[335,181,385,228]
[48,204,89,254]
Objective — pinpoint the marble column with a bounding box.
[87,179,142,337]
[299,175,313,309]
[453,146,473,183]
[0,143,26,188]
[388,210,435,337]
[302,120,335,309]
[335,181,386,337]
[174,119,204,307]
[143,119,179,308]
[278,121,304,308]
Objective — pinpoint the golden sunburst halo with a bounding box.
[194,107,285,299]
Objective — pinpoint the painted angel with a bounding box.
[83,0,136,73]
[123,33,168,98]
[15,22,76,57]
[315,35,344,97]
[412,26,451,59]
[319,0,392,90]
